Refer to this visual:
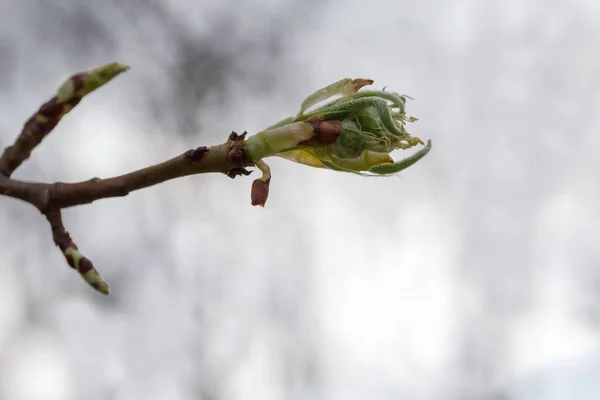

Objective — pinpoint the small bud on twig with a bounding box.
[57,63,130,102]
[64,245,110,295]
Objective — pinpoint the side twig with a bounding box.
[0,64,254,294]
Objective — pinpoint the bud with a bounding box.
[289,85,431,175]
[245,78,430,174]
[63,245,110,295]
[57,62,130,102]
[243,78,431,205]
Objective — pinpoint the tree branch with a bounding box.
[1,129,252,295]
[0,64,256,295]
[0,64,431,295]
[7,133,249,210]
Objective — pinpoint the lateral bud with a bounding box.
[63,242,110,295]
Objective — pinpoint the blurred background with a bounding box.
[0,0,599,399]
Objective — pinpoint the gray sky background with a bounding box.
[0,0,599,399]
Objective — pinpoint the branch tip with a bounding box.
[57,62,130,102]
[45,210,110,295]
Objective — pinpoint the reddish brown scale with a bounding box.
[226,131,249,165]
[65,97,82,108]
[251,178,270,207]
[64,253,76,269]
[69,73,86,94]
[32,97,81,139]
[38,98,63,118]
[228,130,247,141]
[77,257,94,274]
[227,167,252,179]
[352,78,374,91]
[184,146,209,163]
[33,117,59,135]
[299,118,341,147]
[55,238,75,252]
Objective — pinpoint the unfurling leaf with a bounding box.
[242,78,431,205]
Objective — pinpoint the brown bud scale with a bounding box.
[251,179,270,207]
[299,118,341,147]
[352,78,374,92]
[184,147,209,163]
[78,257,95,274]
